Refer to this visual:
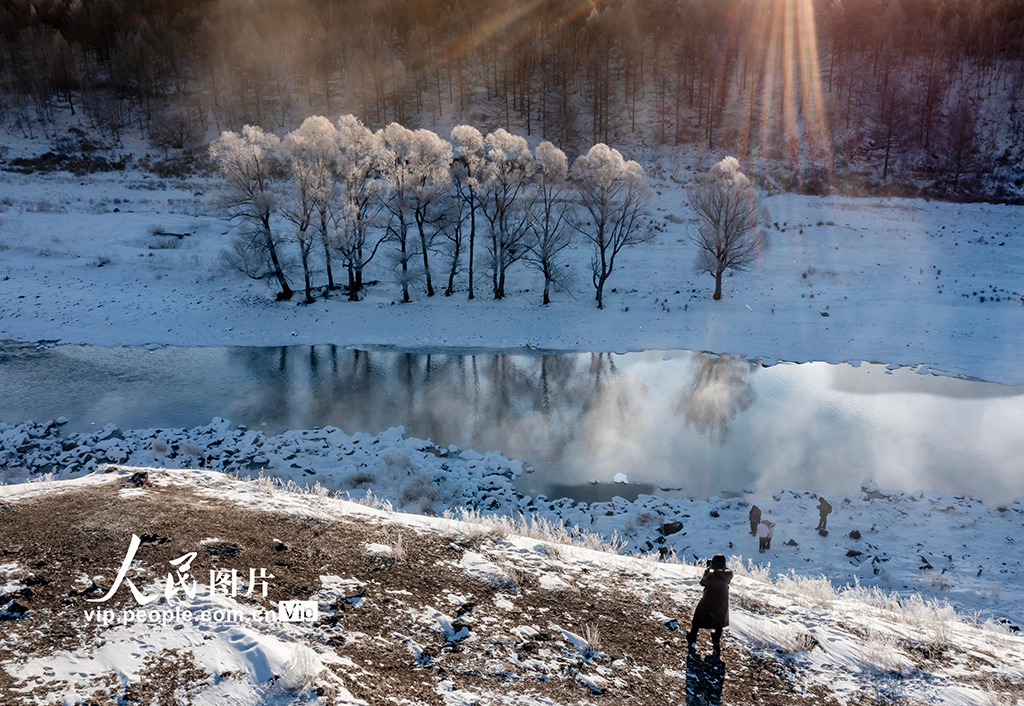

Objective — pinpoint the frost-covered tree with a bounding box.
[479,129,534,300]
[524,141,575,305]
[570,143,652,309]
[688,157,767,301]
[282,116,338,303]
[379,123,453,301]
[335,114,386,300]
[450,126,485,299]
[210,125,293,300]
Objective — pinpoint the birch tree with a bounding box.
[524,141,575,305]
[450,125,485,299]
[380,123,452,301]
[479,129,534,300]
[335,114,386,300]
[210,125,293,300]
[570,143,652,309]
[282,116,338,302]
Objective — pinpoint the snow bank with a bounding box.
[2,418,1022,631]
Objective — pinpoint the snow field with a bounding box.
[2,168,1024,383]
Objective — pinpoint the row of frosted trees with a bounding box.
[210,117,652,308]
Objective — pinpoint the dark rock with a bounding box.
[206,542,242,558]
[0,600,28,619]
[660,521,684,536]
[849,530,861,540]
[709,509,720,518]
[139,533,169,545]
[846,550,863,558]
[785,539,798,546]
[658,616,679,630]
[127,471,149,487]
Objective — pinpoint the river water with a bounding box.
[2,342,1022,504]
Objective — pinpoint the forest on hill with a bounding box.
[2,0,1023,197]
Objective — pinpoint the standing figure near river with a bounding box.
[816,497,833,531]
[686,554,733,654]
[748,505,761,535]
[757,520,774,552]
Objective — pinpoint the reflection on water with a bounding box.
[1,342,1023,504]
[677,354,758,444]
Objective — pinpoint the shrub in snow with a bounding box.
[860,631,914,675]
[344,471,377,488]
[741,617,817,653]
[380,452,413,471]
[179,441,204,460]
[277,645,323,693]
[774,571,838,609]
[395,475,436,510]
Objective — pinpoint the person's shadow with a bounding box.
[686,650,725,706]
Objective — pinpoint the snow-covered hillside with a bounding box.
[1,468,1022,705]
[1,167,1023,383]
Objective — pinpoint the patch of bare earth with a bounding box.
[0,476,846,704]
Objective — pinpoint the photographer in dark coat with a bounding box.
[686,554,732,653]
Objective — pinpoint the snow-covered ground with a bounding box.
[3,418,1022,633]
[2,468,1022,705]
[2,168,1023,383]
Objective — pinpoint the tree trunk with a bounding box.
[446,225,460,296]
[264,224,293,300]
[302,250,314,303]
[416,213,435,297]
[713,268,723,300]
[467,196,476,300]
[320,216,335,290]
[400,223,410,303]
[347,263,358,301]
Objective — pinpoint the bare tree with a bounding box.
[942,97,978,192]
[479,129,534,300]
[450,126,486,299]
[210,125,293,300]
[335,115,386,300]
[379,123,452,302]
[524,141,575,305]
[688,157,767,301]
[282,116,340,303]
[871,66,912,181]
[570,143,652,309]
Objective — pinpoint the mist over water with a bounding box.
[1,342,1022,504]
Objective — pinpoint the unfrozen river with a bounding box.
[2,342,1023,504]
